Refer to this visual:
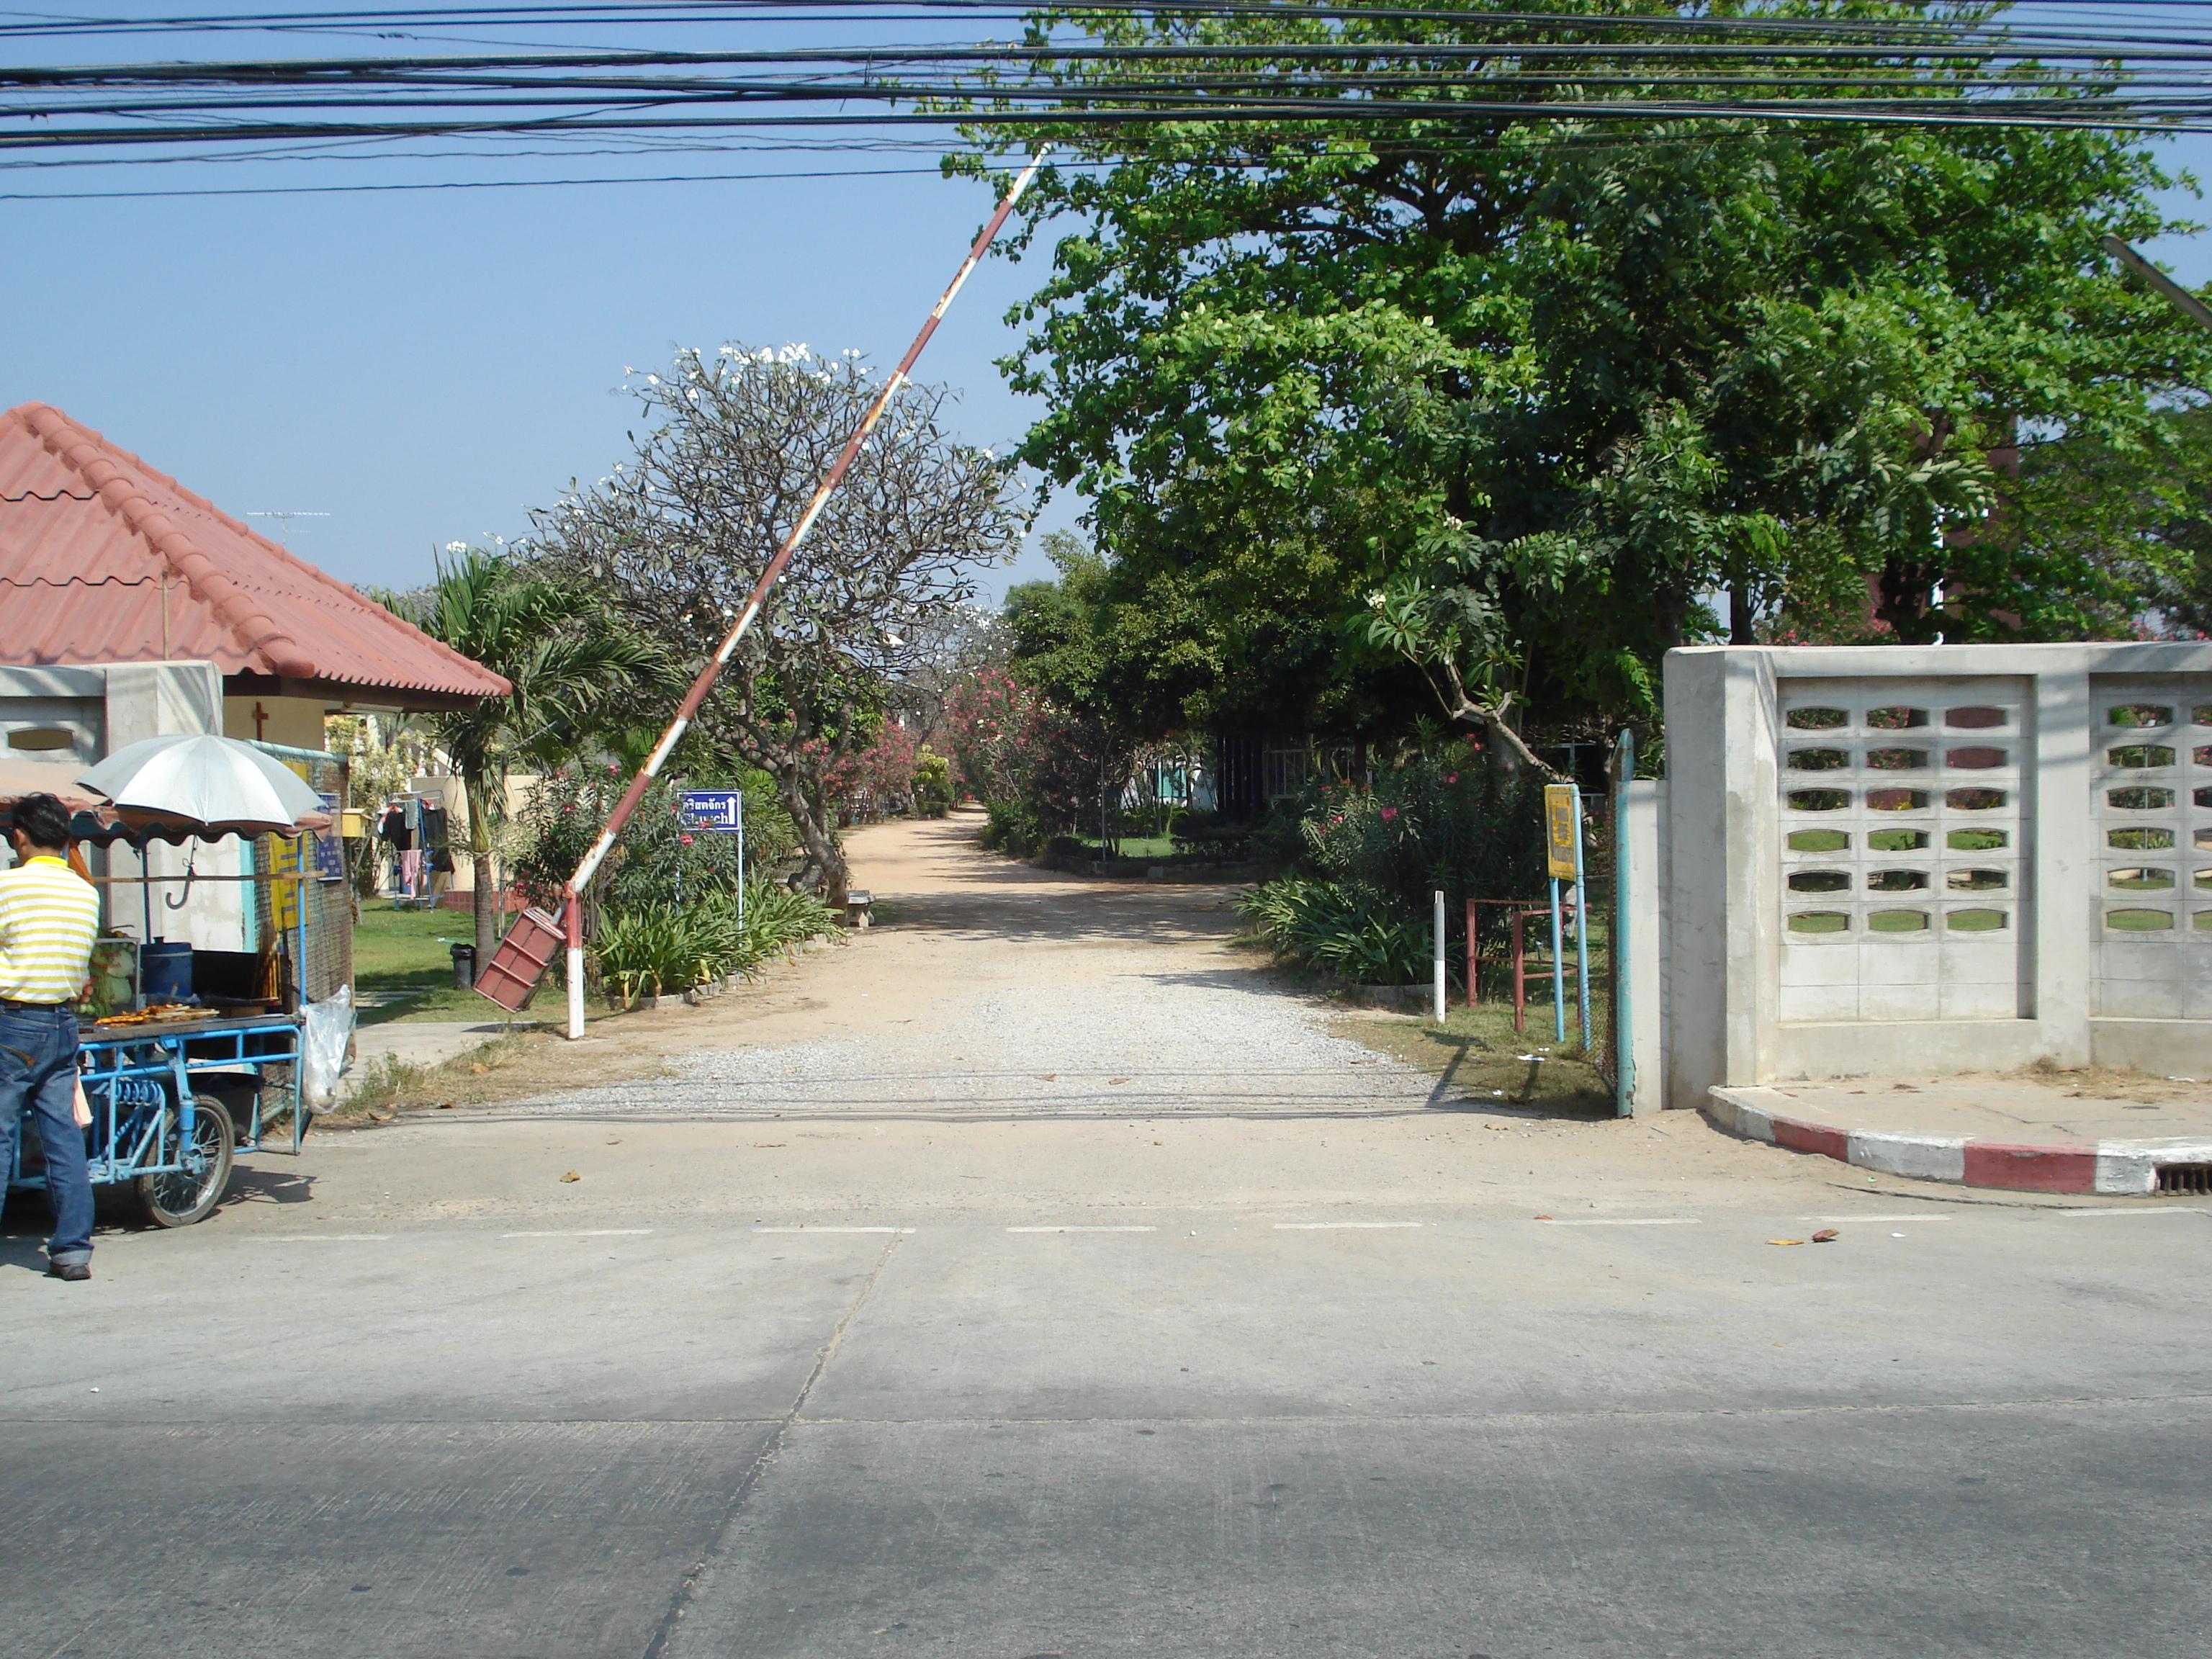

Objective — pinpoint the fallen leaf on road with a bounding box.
[1534,1215,1552,1220]
[753,1143,785,1148]
[1890,1083,1919,1092]
[436,1102,454,1110]
[1109,1077,1128,1084]
[559,1171,580,1183]
[1038,1074,1058,1081]
[1812,1228,1840,1243]
[469,1064,487,1075]
[1768,1238,1805,1246]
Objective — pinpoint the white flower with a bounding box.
[1366,591,1387,610]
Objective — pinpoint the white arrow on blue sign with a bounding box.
[679,790,745,832]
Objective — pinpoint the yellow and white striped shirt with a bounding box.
[0,855,101,1004]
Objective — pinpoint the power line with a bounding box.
[1,6,2201,162]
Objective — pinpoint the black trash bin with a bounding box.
[450,943,477,989]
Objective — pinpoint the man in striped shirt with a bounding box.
[1,793,102,1281]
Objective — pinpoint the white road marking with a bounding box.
[1273,1221,1424,1230]
[1537,1218,1700,1227]
[253,1233,390,1241]
[1007,1225,1156,1233]
[2056,1206,2209,1218]
[501,1229,653,1238]
[1809,1215,1952,1223]
[753,1226,916,1234]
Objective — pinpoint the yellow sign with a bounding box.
[271,835,304,930]
[1544,783,1581,879]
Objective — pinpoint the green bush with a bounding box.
[513,765,798,916]
[912,748,954,818]
[590,880,840,1002]
[1235,876,1431,984]
[1238,739,1559,991]
[978,801,1044,856]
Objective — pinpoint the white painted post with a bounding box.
[564,903,585,1041]
[1432,889,1447,1022]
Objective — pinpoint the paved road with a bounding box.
[4,1202,2207,1658]
[4,819,2207,1658]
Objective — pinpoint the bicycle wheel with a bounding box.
[133,1093,235,1228]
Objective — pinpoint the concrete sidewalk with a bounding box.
[1706,1072,2212,1195]
[339,1018,538,1100]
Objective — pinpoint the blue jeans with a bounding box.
[0,1004,93,1265]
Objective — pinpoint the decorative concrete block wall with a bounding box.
[1653,643,2212,1105]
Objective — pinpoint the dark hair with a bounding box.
[10,793,73,851]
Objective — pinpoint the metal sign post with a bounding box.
[680,788,747,932]
[1611,732,1635,1117]
[1542,783,1582,1046]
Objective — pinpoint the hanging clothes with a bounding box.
[377,806,412,852]
[418,803,449,852]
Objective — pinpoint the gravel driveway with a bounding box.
[506,812,1439,1120]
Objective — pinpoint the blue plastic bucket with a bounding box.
[141,942,193,1003]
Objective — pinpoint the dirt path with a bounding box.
[230,809,1944,1230]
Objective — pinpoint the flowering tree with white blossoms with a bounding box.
[531,344,1023,902]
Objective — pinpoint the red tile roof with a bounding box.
[0,402,509,705]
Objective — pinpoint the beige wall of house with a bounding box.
[222,694,329,751]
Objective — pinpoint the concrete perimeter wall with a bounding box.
[1648,643,2212,1105]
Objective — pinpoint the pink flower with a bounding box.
[1443,773,1459,784]
[679,833,694,845]
[1380,806,1398,822]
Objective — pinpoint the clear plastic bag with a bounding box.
[300,984,355,1110]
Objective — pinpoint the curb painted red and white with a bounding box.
[1702,1088,2212,1196]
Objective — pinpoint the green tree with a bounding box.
[402,546,662,962]
[961,0,2212,752]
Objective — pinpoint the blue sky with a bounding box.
[4,5,2209,604]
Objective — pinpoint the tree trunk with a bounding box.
[1874,556,1947,643]
[777,772,849,907]
[472,850,498,964]
[463,777,500,967]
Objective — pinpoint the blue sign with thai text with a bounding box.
[680,790,745,833]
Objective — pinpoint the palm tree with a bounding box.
[408,547,662,963]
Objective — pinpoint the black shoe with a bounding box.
[45,1259,90,1282]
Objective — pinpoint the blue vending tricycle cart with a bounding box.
[8,1012,305,1229]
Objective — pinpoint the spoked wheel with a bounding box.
[134,1094,235,1228]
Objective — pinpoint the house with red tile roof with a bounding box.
[0,401,511,964]
[0,400,508,750]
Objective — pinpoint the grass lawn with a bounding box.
[353,901,491,1026]
[1070,835,1182,860]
